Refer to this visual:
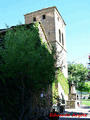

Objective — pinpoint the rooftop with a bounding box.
[24,6,66,25]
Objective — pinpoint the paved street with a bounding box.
[59,118,90,120]
[59,106,90,120]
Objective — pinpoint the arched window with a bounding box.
[59,29,61,43]
[62,33,64,45]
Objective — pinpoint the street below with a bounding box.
[59,105,90,120]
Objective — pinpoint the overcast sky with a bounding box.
[0,0,90,66]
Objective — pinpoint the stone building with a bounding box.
[0,7,69,116]
[0,23,54,119]
[24,6,68,78]
[24,6,68,101]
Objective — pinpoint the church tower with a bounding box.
[24,6,68,78]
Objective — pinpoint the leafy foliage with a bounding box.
[0,23,55,119]
[57,70,69,95]
[52,82,59,104]
[68,63,88,92]
[81,99,90,106]
[52,69,69,105]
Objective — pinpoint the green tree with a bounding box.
[68,63,88,93]
[0,23,55,119]
[87,71,90,81]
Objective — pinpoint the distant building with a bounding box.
[87,55,90,80]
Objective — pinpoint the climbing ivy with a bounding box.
[57,70,69,95]
[0,23,56,119]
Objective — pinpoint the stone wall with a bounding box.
[68,93,77,100]
[66,100,75,109]
[24,7,55,43]
[24,7,68,78]
[24,7,68,107]
[54,8,68,78]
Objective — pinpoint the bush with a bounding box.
[0,23,56,119]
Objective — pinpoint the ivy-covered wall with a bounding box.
[57,70,69,95]
[52,81,58,104]
[0,22,55,119]
[52,69,69,104]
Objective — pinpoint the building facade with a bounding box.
[24,6,68,78]
[87,55,90,80]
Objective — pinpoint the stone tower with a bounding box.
[24,6,68,78]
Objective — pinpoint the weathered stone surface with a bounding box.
[24,6,69,117]
[69,94,77,100]
[24,6,68,78]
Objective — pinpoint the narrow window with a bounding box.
[62,33,64,45]
[57,17,59,21]
[33,17,36,22]
[48,32,50,35]
[42,15,46,19]
[59,29,61,43]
